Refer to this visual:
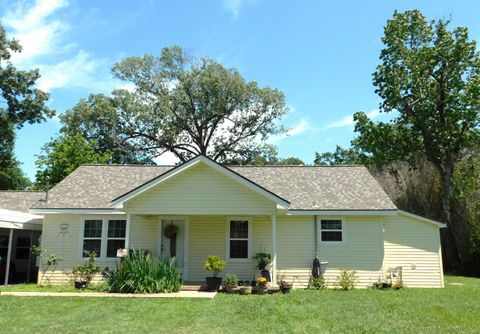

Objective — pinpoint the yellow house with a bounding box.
[29,155,445,288]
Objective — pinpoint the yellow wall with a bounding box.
[277,216,384,288]
[39,212,443,289]
[383,215,443,288]
[125,163,276,215]
[187,215,272,281]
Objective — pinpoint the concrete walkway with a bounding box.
[0,291,217,299]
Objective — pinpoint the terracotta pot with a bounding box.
[239,286,252,295]
[225,285,237,294]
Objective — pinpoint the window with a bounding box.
[320,219,343,242]
[83,219,103,257]
[15,237,31,260]
[107,220,126,257]
[82,219,127,258]
[228,220,250,259]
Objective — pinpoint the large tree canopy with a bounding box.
[34,133,112,189]
[110,46,288,162]
[0,24,52,189]
[59,94,154,164]
[352,10,480,268]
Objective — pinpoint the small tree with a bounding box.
[204,255,226,277]
[32,246,62,286]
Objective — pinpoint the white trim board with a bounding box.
[398,210,445,228]
[110,155,290,209]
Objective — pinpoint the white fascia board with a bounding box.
[29,208,126,215]
[287,210,398,216]
[398,210,446,228]
[111,155,290,209]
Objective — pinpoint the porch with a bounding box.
[126,214,279,284]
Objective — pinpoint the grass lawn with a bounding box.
[0,275,478,333]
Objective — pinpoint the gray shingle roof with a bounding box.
[32,163,396,211]
[0,191,46,213]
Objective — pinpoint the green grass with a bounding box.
[0,275,478,333]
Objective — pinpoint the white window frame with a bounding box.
[226,217,252,262]
[318,218,345,244]
[80,217,127,259]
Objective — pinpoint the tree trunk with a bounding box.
[438,161,468,272]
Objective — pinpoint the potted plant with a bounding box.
[239,281,252,295]
[204,255,226,292]
[280,280,293,294]
[223,273,238,294]
[253,252,272,281]
[72,252,100,289]
[256,276,268,295]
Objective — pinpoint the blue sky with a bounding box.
[2,0,480,179]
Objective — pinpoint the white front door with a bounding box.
[160,219,187,280]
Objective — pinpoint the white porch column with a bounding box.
[271,214,277,285]
[125,213,131,250]
[4,228,13,285]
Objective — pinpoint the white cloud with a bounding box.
[267,118,310,144]
[223,0,255,19]
[323,110,381,129]
[3,0,70,65]
[2,0,127,94]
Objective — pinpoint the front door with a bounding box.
[160,219,186,279]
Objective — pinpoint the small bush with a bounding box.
[372,277,392,290]
[311,277,327,290]
[224,273,238,287]
[104,250,182,293]
[72,252,100,283]
[393,278,404,289]
[335,269,358,290]
[204,255,226,277]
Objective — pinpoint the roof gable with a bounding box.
[112,155,290,209]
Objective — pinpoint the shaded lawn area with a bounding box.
[0,276,478,333]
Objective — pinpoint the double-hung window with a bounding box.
[320,219,343,242]
[228,219,250,259]
[82,218,126,258]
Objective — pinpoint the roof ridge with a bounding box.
[0,190,45,193]
[78,163,366,168]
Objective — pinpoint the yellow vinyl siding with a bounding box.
[125,163,276,215]
[277,216,384,288]
[130,215,158,253]
[187,216,272,281]
[383,215,443,288]
[38,214,117,284]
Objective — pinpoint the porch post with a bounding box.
[4,228,13,285]
[271,214,277,285]
[125,213,131,250]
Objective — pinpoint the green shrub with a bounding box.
[311,277,327,290]
[224,273,238,287]
[204,255,226,277]
[72,251,100,283]
[335,269,358,290]
[253,252,272,270]
[104,250,182,293]
[372,277,392,290]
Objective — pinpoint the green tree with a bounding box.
[111,46,288,163]
[314,145,365,166]
[0,24,52,189]
[59,94,154,164]
[34,133,112,189]
[226,144,304,165]
[353,10,480,267]
[0,160,31,190]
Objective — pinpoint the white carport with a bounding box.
[0,209,42,285]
